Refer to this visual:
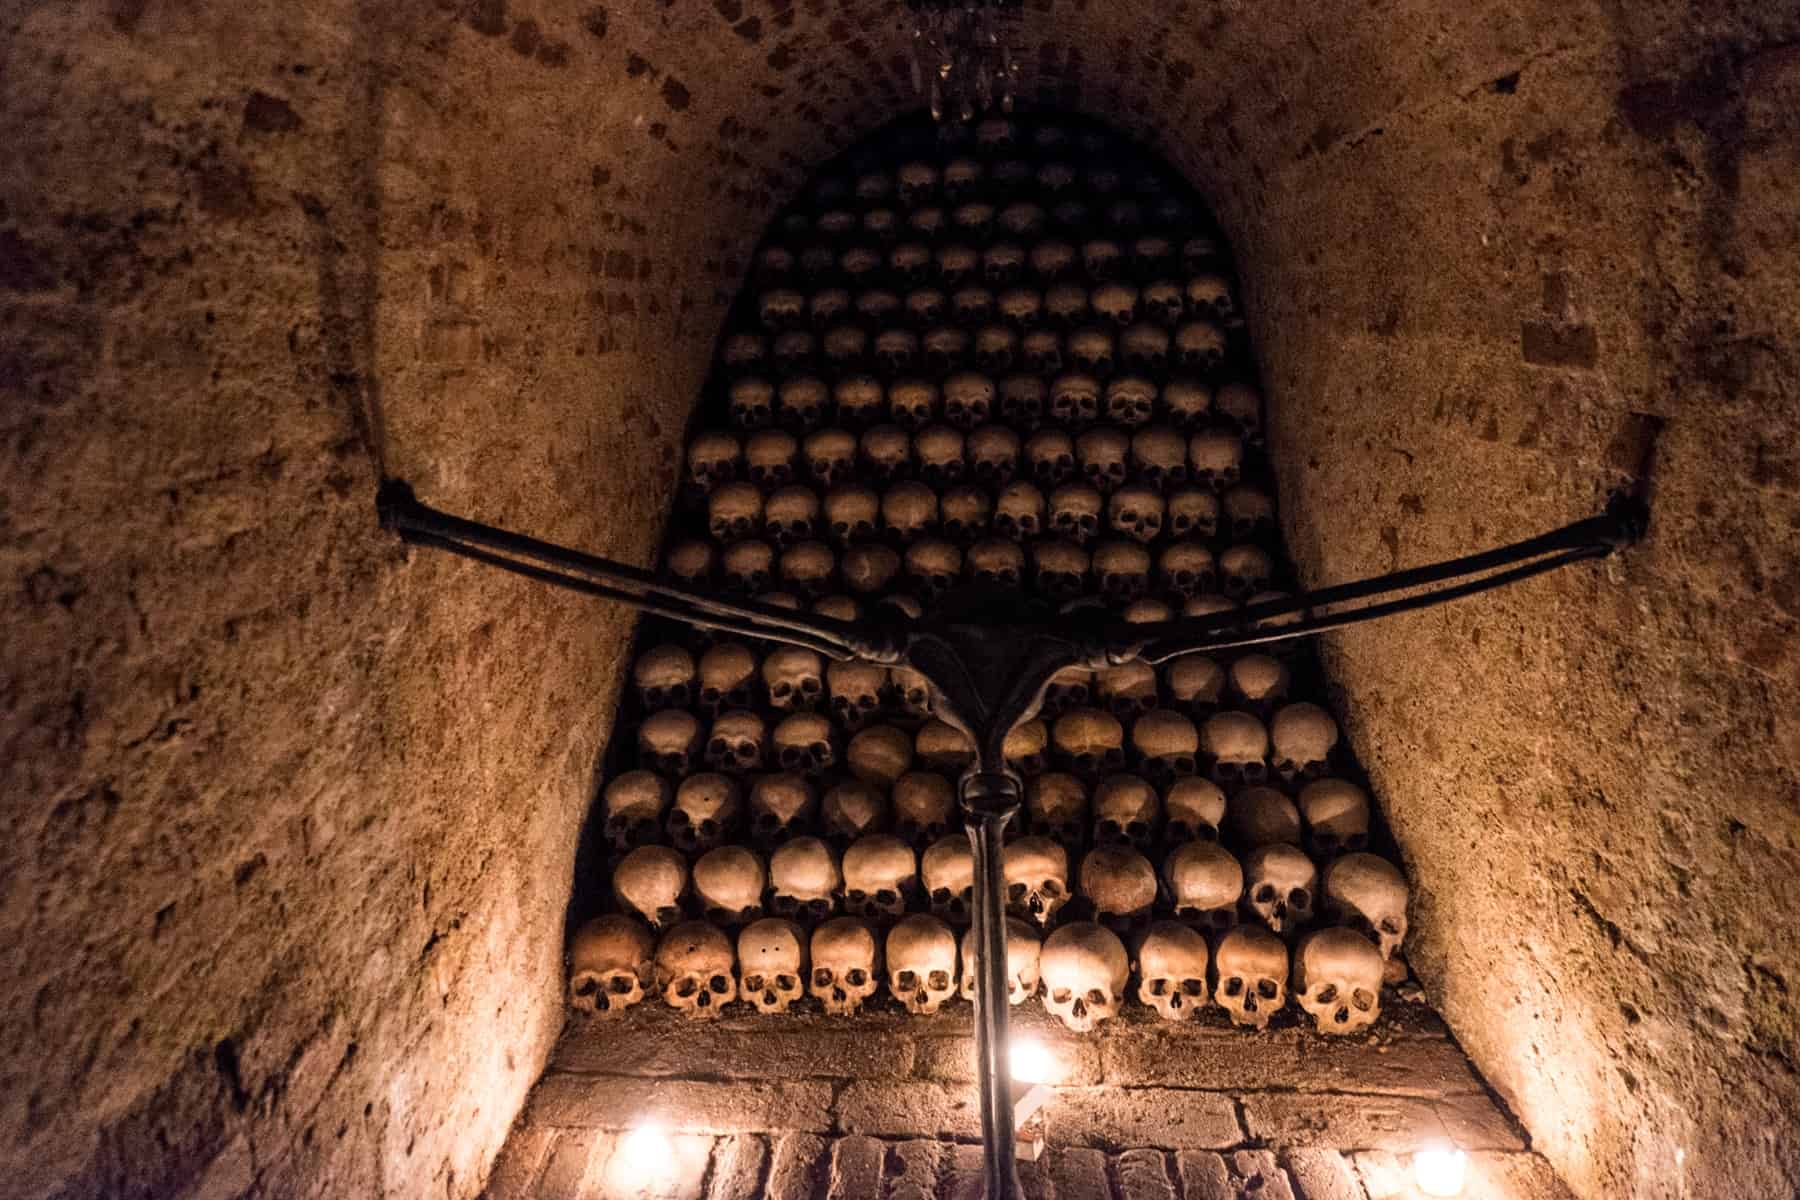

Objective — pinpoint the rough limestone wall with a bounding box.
[0,3,722,1196]
[1091,7,1800,1200]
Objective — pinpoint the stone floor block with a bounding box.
[1229,1150,1296,1200]
[883,1138,946,1200]
[1174,1150,1233,1200]
[1047,1087,1243,1150]
[705,1135,770,1200]
[1282,1148,1368,1200]
[1117,1147,1178,1198]
[1046,1146,1113,1200]
[526,1075,834,1133]
[767,1133,828,1200]
[835,1080,985,1139]
[481,1125,557,1199]
[828,1134,887,1200]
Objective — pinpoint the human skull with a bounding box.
[998,287,1043,330]
[846,724,913,790]
[1223,486,1277,542]
[1039,922,1128,1033]
[707,481,764,544]
[768,836,841,926]
[612,845,688,930]
[1188,430,1244,492]
[1230,655,1291,713]
[1093,540,1152,601]
[1052,707,1127,776]
[842,834,918,920]
[824,484,879,544]
[1215,380,1264,442]
[810,916,881,1014]
[772,712,837,776]
[1045,281,1089,327]
[1142,278,1187,328]
[890,241,932,285]
[922,835,976,925]
[1214,924,1289,1029]
[773,328,818,371]
[1166,654,1226,717]
[734,918,807,1014]
[778,540,836,599]
[973,325,1018,373]
[1067,327,1116,377]
[1004,836,1071,927]
[892,769,957,846]
[1185,273,1239,324]
[638,710,701,776]
[696,643,757,717]
[1164,777,1227,844]
[1093,664,1158,727]
[1324,853,1409,959]
[1299,779,1372,859]
[1230,785,1304,849]
[904,538,963,601]
[1108,485,1165,543]
[1120,324,1171,374]
[811,287,852,330]
[777,376,829,431]
[840,544,903,595]
[804,429,857,491]
[692,845,767,927]
[981,242,1026,287]
[922,325,971,373]
[603,770,671,853]
[860,424,913,483]
[959,918,1043,1006]
[999,375,1047,430]
[1157,542,1217,602]
[729,377,776,430]
[822,779,887,846]
[668,773,742,855]
[720,540,775,594]
[1091,773,1160,851]
[1048,483,1104,546]
[1000,718,1049,777]
[1022,328,1064,374]
[824,661,886,732]
[1091,281,1139,327]
[1104,375,1156,428]
[1132,709,1200,785]
[1131,426,1189,491]
[703,710,766,774]
[897,160,939,205]
[1244,844,1318,937]
[569,914,656,1018]
[886,914,959,1014]
[1270,702,1339,782]
[764,486,821,548]
[1202,711,1269,788]
[1135,921,1211,1021]
[1162,379,1212,430]
[655,921,737,1019]
[941,485,993,541]
[967,424,1021,486]
[888,378,938,430]
[1040,664,1093,717]
[1080,844,1158,935]
[1219,545,1275,601]
[745,773,815,850]
[687,430,741,493]
[1174,319,1228,373]
[834,376,886,429]
[905,288,948,329]
[1294,927,1385,1034]
[1050,372,1102,427]
[1167,489,1221,539]
[882,481,938,543]
[886,666,933,719]
[1163,841,1244,933]
[666,539,715,589]
[1026,429,1077,487]
[1032,539,1090,600]
[915,425,966,488]
[1032,238,1077,279]
[1181,236,1223,273]
[1081,238,1124,278]
[759,647,823,715]
[722,331,768,373]
[1025,773,1087,843]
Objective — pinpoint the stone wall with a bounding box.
[3,2,1796,1198]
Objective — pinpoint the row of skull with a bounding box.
[608,748,1370,860]
[633,640,1308,727]
[713,317,1238,389]
[748,272,1239,336]
[692,475,1272,550]
[628,701,1338,791]
[660,534,1284,603]
[607,827,1403,950]
[698,377,1262,451]
[572,911,1388,1036]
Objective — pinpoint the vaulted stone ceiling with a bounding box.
[1,2,1795,1199]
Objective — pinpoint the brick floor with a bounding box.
[480,1001,1573,1199]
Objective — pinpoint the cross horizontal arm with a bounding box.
[1119,492,1646,665]
[377,481,891,661]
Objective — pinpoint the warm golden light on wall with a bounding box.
[1414,1143,1468,1196]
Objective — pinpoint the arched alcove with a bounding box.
[1,3,1795,1199]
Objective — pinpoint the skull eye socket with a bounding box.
[1125,820,1148,839]
[1314,984,1339,1005]
[574,976,599,997]
[1009,883,1028,902]
[1222,976,1243,997]
[1380,918,1401,935]
[1050,988,1072,1004]
[709,974,732,994]
[896,970,918,990]
[674,977,699,998]
[1352,988,1375,1012]
[608,975,636,995]
[1085,988,1107,1006]
[927,970,951,990]
[743,973,765,992]
[1147,978,1169,996]
[1257,978,1279,999]
[1289,888,1310,908]
[1181,979,1205,996]
[875,888,898,906]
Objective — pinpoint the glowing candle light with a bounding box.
[1414,1143,1468,1197]
[617,1121,674,1185]
[1009,1037,1054,1086]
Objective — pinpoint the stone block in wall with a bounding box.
[524,1074,833,1133]
[883,1138,946,1200]
[1282,1148,1370,1200]
[1230,1150,1296,1200]
[912,1032,1103,1085]
[705,1135,770,1200]
[1099,1027,1482,1096]
[1239,1092,1522,1152]
[1117,1147,1178,1198]
[833,1080,984,1139]
[1045,1147,1112,1200]
[827,1134,886,1200]
[554,1018,916,1079]
[1043,1087,1243,1150]
[767,1133,828,1200]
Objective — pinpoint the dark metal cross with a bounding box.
[377,479,1644,1200]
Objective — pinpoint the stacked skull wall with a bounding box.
[570,114,1409,1038]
